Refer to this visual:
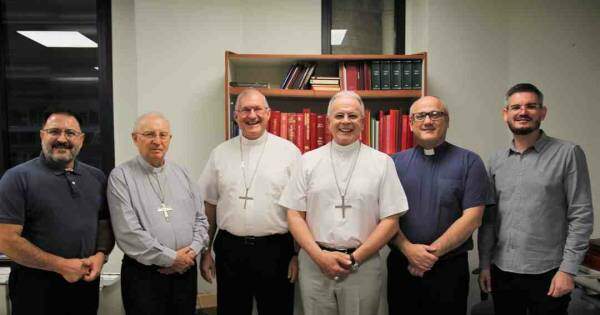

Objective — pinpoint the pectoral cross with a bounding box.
[335,196,352,218]
[158,203,173,222]
[239,188,253,209]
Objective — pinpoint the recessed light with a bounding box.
[17,31,97,48]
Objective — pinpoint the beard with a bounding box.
[507,117,541,135]
[41,141,80,168]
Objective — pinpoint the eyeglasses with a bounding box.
[41,128,84,139]
[135,131,171,140]
[236,107,269,116]
[411,111,447,122]
[506,103,543,112]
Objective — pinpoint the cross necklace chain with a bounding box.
[330,142,361,219]
[239,134,268,209]
[148,171,173,222]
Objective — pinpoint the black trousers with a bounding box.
[387,250,470,315]
[214,230,295,315]
[121,255,197,315]
[8,263,99,315]
[491,264,571,315]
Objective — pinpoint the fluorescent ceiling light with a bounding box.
[17,31,97,48]
[331,29,347,46]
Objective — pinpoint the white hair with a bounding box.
[234,88,269,110]
[132,111,170,133]
[326,91,365,117]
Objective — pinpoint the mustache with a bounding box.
[52,142,73,149]
[514,115,532,121]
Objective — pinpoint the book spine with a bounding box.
[316,114,325,147]
[381,61,391,90]
[296,113,305,153]
[364,62,371,91]
[371,61,381,90]
[310,113,317,150]
[269,111,281,137]
[346,62,359,91]
[401,60,413,90]
[287,114,297,147]
[401,115,410,151]
[391,61,402,90]
[412,59,422,89]
[280,112,288,140]
[303,109,311,152]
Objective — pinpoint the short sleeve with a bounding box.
[278,157,307,211]
[461,154,492,210]
[0,169,27,225]
[198,150,219,205]
[378,156,409,218]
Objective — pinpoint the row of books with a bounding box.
[276,59,423,91]
[249,109,415,154]
[341,60,423,91]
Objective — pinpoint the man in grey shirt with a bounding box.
[108,112,209,315]
[478,83,594,315]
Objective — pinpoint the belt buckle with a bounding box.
[244,236,256,245]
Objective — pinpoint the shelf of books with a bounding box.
[225,51,427,155]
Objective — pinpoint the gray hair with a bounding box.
[132,111,170,133]
[234,88,270,110]
[326,90,365,117]
[409,95,449,117]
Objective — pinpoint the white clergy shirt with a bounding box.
[199,132,301,236]
[279,140,409,249]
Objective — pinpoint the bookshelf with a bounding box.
[224,51,428,154]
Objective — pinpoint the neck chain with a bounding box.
[330,142,361,215]
[240,133,268,198]
[148,171,166,204]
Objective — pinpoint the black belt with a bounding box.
[219,229,291,246]
[318,244,357,254]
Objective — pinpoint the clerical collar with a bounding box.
[331,140,361,155]
[241,131,268,146]
[136,155,167,174]
[418,141,449,157]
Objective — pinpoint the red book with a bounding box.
[310,112,317,150]
[287,113,297,146]
[345,62,359,91]
[303,109,311,152]
[363,62,371,90]
[389,109,399,153]
[401,115,410,151]
[280,112,288,140]
[296,113,305,153]
[269,111,281,136]
[378,111,384,151]
[316,114,326,147]
[361,110,371,146]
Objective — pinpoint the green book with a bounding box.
[371,61,381,90]
[412,59,422,89]
[401,60,412,89]
[391,61,402,90]
[381,61,391,90]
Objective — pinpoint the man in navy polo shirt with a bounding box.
[387,96,490,314]
[0,110,114,315]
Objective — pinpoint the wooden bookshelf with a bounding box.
[224,51,428,141]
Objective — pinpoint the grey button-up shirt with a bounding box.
[108,156,209,267]
[479,131,594,275]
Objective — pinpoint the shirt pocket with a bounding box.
[437,178,463,209]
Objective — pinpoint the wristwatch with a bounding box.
[349,253,359,271]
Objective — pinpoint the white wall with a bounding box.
[109,0,321,313]
[406,0,600,309]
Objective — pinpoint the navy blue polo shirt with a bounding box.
[0,154,108,259]
[392,142,490,257]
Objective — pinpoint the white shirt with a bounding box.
[279,140,409,249]
[199,132,301,236]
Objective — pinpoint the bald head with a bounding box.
[133,112,171,133]
[409,96,448,117]
[235,88,269,111]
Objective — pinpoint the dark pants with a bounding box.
[121,255,197,315]
[214,230,295,315]
[8,263,99,315]
[491,264,571,315]
[387,250,470,315]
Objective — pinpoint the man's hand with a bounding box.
[57,258,91,283]
[479,268,492,293]
[82,252,105,282]
[200,250,216,283]
[407,264,426,277]
[548,270,574,297]
[170,247,196,273]
[401,243,438,271]
[315,251,351,279]
[288,255,298,283]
